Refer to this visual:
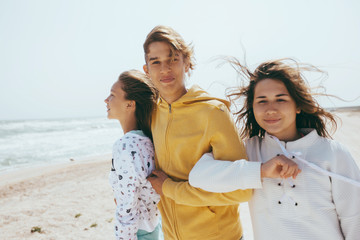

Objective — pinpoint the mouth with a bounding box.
[264,119,280,124]
[161,76,175,83]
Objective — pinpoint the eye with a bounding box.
[151,61,160,65]
[257,100,267,104]
[277,98,286,102]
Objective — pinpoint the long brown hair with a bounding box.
[226,58,337,139]
[118,70,158,140]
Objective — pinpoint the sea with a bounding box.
[0,117,123,174]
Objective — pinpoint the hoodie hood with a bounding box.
[158,85,231,109]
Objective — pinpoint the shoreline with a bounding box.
[0,153,112,178]
[0,153,112,193]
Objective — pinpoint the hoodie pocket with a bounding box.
[175,204,219,239]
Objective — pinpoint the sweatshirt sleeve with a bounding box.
[112,144,140,240]
[189,152,262,192]
[162,105,253,206]
[331,142,360,239]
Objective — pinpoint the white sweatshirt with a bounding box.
[109,131,160,240]
[189,129,360,240]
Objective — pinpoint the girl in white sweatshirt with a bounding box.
[189,59,360,240]
[105,70,163,240]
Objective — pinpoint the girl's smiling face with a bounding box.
[253,78,301,141]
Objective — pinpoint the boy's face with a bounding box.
[143,41,189,103]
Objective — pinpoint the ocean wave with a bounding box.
[0,117,123,172]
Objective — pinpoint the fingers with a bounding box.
[151,169,161,176]
[293,168,302,179]
[262,154,302,180]
[281,166,296,179]
[147,176,156,186]
[151,169,167,177]
[279,161,289,178]
[280,156,301,179]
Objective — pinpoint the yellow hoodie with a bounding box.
[151,85,252,240]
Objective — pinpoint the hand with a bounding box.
[147,169,169,196]
[261,154,301,179]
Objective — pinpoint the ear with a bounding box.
[296,108,301,114]
[126,100,136,111]
[143,64,149,75]
[184,58,190,73]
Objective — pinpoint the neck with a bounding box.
[161,87,187,104]
[276,130,302,142]
[119,118,138,134]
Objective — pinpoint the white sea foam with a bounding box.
[0,117,122,173]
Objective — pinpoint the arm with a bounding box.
[331,143,360,239]
[112,148,141,240]
[189,152,301,193]
[189,152,262,192]
[161,105,253,206]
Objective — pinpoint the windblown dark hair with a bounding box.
[226,58,337,139]
[118,70,158,141]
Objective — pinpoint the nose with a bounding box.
[104,97,109,103]
[160,61,171,73]
[265,103,277,115]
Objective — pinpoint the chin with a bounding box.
[264,129,279,137]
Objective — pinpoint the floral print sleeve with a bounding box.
[109,132,160,240]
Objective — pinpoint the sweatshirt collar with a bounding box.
[157,85,230,108]
[263,128,319,150]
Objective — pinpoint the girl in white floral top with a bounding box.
[105,70,162,240]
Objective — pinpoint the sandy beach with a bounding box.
[1,109,359,240]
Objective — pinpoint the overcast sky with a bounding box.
[1,0,359,120]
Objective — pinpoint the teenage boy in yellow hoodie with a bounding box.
[143,25,252,240]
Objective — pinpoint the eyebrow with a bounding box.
[148,53,180,62]
[255,93,289,99]
[148,56,159,62]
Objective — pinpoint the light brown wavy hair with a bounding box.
[143,25,195,73]
[118,70,158,141]
[226,58,337,139]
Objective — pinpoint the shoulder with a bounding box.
[245,136,260,146]
[324,137,353,157]
[312,134,349,154]
[306,134,356,169]
[245,136,261,154]
[113,133,151,155]
[121,132,153,147]
[196,100,232,124]
[198,99,230,112]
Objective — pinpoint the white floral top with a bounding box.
[109,130,160,240]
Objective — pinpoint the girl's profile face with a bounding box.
[104,81,132,122]
[253,78,301,141]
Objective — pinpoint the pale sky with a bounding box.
[1,0,359,120]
